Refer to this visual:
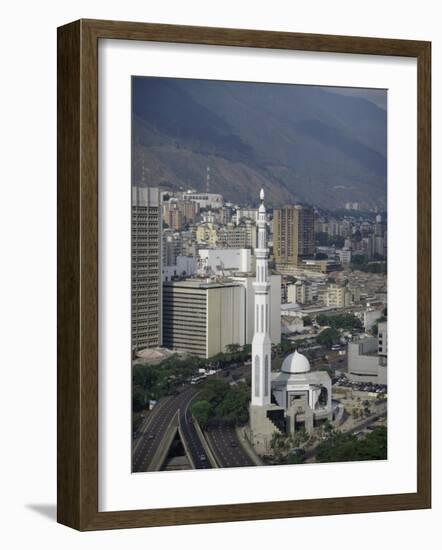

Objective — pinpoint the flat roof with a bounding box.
[163,278,241,290]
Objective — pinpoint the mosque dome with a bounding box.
[281,349,311,374]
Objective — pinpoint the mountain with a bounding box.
[132,77,387,209]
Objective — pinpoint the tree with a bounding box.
[270,432,293,461]
[317,327,340,348]
[316,313,362,331]
[225,343,241,354]
[191,400,212,428]
[315,427,387,463]
[214,384,249,425]
[200,379,230,408]
[132,386,147,412]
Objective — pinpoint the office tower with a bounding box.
[273,204,315,266]
[132,186,162,351]
[162,279,245,358]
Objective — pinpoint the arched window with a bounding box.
[254,355,260,397]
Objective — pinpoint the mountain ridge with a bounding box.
[132,78,387,209]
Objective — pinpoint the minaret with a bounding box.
[251,188,272,406]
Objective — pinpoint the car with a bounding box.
[199,454,207,461]
[230,441,238,448]
[147,433,155,440]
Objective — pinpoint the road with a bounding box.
[179,393,212,469]
[206,425,254,468]
[132,388,212,472]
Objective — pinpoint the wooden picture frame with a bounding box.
[57,19,431,531]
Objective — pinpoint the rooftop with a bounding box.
[163,278,241,290]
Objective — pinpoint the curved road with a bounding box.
[132,388,212,472]
[179,393,212,469]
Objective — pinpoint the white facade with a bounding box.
[287,281,314,305]
[198,248,251,275]
[378,321,388,356]
[231,274,281,345]
[347,331,388,385]
[337,248,352,264]
[251,189,272,407]
[162,255,198,282]
[272,351,332,413]
[363,307,383,330]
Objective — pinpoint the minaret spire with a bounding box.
[251,188,272,406]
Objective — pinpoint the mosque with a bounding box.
[249,189,333,455]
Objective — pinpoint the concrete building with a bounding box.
[180,192,224,210]
[378,321,388,356]
[162,200,183,231]
[132,186,162,351]
[179,200,199,224]
[235,207,258,222]
[362,307,384,330]
[347,327,388,385]
[196,222,218,246]
[336,248,352,265]
[198,248,252,276]
[272,351,332,432]
[163,231,182,266]
[217,220,257,250]
[273,204,315,266]
[287,280,314,305]
[162,279,245,358]
[250,348,333,455]
[162,255,198,282]
[324,284,352,308]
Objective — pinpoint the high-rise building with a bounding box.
[132,186,162,351]
[162,279,245,358]
[162,200,183,231]
[163,230,182,266]
[273,204,315,266]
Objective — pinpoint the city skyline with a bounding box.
[131,77,388,473]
